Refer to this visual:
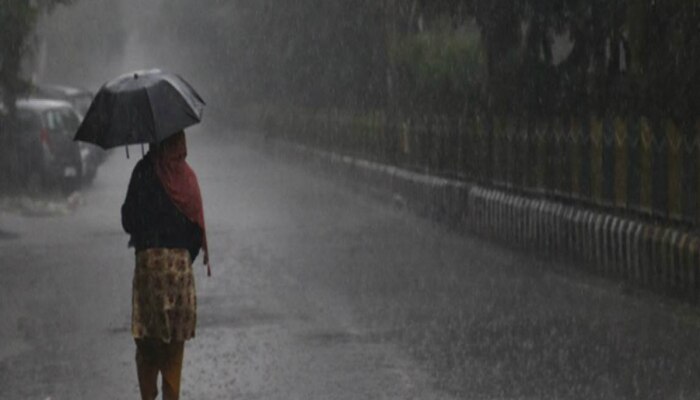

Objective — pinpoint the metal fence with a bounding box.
[262,109,700,227]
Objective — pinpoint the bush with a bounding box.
[390,26,485,116]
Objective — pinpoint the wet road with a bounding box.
[2,130,700,399]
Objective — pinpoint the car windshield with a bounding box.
[44,108,80,136]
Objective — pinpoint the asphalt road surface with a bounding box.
[2,130,700,400]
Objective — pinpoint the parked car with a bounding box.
[13,99,83,192]
[30,84,94,116]
[29,84,106,180]
[78,141,101,183]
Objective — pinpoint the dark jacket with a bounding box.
[121,154,203,261]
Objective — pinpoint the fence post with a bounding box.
[639,117,653,214]
[485,112,494,184]
[666,120,683,220]
[570,118,582,199]
[627,117,641,211]
[456,116,466,178]
[557,117,570,196]
[651,118,668,217]
[601,116,615,206]
[492,116,505,185]
[580,116,592,200]
[590,115,604,204]
[535,119,546,192]
[475,114,486,182]
[696,121,700,226]
[681,124,697,224]
[614,117,628,209]
[544,119,556,195]
[511,116,523,190]
[503,117,513,188]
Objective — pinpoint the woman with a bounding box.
[121,131,210,400]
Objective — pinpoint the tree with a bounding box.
[0,0,72,189]
[0,0,72,116]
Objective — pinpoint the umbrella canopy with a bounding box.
[74,69,205,149]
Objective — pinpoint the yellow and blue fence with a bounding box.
[264,109,700,226]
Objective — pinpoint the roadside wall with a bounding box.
[270,139,700,303]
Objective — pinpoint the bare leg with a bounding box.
[135,339,159,400]
[161,341,185,400]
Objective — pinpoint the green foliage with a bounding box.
[625,1,700,120]
[98,0,699,125]
[390,27,484,114]
[0,0,72,113]
[152,0,388,112]
[408,0,700,122]
[0,2,39,107]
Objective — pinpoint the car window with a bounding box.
[45,110,60,131]
[59,108,81,132]
[44,108,80,136]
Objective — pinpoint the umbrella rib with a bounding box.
[173,74,206,105]
[164,76,204,118]
[106,93,124,148]
[143,87,158,143]
[160,79,202,124]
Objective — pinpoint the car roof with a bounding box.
[32,84,93,98]
[16,98,75,111]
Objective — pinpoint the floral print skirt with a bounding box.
[132,248,196,343]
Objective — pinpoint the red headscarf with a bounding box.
[153,132,210,276]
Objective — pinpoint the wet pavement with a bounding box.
[2,130,700,399]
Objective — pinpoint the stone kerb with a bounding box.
[272,139,700,302]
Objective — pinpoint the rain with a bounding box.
[1,1,700,399]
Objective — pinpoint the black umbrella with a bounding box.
[74,69,205,149]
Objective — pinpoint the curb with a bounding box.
[270,139,700,302]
